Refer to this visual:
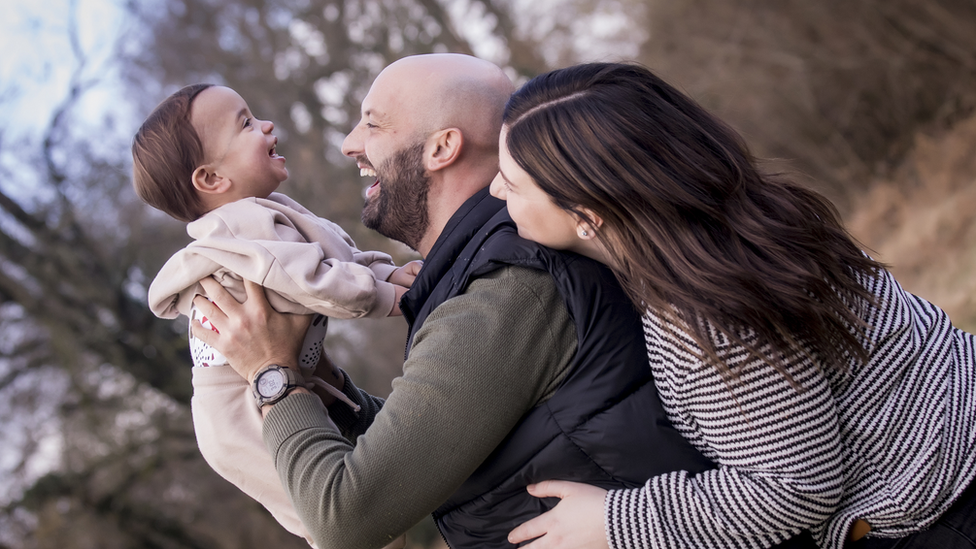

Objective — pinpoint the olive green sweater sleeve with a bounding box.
[262,266,577,549]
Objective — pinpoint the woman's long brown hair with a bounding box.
[504,63,882,383]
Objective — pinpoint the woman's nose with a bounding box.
[489,173,507,199]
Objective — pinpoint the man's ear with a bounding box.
[575,207,604,240]
[191,165,231,195]
[424,128,463,173]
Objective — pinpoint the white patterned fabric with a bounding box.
[189,305,327,378]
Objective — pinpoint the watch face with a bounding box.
[257,369,285,398]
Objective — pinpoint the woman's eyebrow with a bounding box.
[498,169,516,187]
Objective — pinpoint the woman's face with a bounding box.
[490,128,592,256]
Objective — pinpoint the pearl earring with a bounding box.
[581,230,588,237]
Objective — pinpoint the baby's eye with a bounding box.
[243,117,252,128]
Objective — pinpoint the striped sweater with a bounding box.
[606,267,976,549]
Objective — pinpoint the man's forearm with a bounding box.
[262,267,576,549]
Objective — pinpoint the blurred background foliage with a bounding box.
[1,0,974,547]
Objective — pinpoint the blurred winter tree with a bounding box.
[0,0,643,547]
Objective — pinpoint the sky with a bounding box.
[0,0,126,140]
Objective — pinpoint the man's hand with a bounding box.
[190,277,312,383]
[507,481,609,549]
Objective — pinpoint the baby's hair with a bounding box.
[132,83,214,222]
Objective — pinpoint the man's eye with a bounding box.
[365,122,377,129]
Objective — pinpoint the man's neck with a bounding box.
[417,180,492,258]
[415,209,456,258]
[417,186,499,262]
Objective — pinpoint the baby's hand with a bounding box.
[388,260,423,287]
[386,261,422,317]
[388,284,408,316]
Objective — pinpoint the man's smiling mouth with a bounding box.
[360,164,380,198]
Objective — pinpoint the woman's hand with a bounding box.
[190,277,312,383]
[508,481,609,549]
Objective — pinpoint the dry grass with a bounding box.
[638,0,976,207]
[847,113,976,332]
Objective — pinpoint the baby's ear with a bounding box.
[191,165,230,195]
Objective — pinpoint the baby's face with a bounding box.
[190,86,288,201]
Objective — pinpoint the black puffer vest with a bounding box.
[401,189,713,548]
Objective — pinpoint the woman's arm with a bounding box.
[512,333,845,549]
[611,344,843,549]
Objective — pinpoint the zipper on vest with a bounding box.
[432,514,452,548]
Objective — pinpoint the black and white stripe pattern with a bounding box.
[606,268,976,549]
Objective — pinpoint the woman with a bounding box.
[490,62,976,549]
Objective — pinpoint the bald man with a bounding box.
[192,54,711,549]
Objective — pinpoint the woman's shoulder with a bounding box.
[641,311,720,389]
[642,309,748,361]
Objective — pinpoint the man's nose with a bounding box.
[341,126,363,158]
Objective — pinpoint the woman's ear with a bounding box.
[575,208,604,240]
[191,165,231,195]
[425,128,463,172]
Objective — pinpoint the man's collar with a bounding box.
[400,187,503,326]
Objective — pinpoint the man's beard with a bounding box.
[361,143,430,251]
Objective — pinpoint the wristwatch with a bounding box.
[251,364,304,409]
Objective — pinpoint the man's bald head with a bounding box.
[372,53,514,152]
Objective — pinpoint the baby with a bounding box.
[132,83,418,547]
